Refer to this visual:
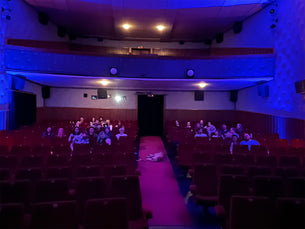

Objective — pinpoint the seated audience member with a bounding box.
[79,116,85,125]
[97,127,112,144]
[42,127,54,137]
[91,120,101,130]
[195,123,202,134]
[235,123,244,135]
[68,127,81,151]
[90,117,96,126]
[204,121,216,137]
[212,130,221,138]
[230,135,239,154]
[240,133,260,151]
[199,120,204,129]
[230,128,239,139]
[219,124,229,139]
[56,128,66,138]
[115,120,122,128]
[194,128,208,138]
[116,127,128,140]
[186,122,192,129]
[175,120,180,127]
[75,121,80,128]
[88,127,98,148]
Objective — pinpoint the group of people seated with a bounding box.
[176,120,260,150]
[42,117,128,153]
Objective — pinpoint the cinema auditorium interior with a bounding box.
[0,0,304,228]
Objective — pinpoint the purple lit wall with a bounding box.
[214,0,305,138]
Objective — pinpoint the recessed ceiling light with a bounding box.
[198,82,208,88]
[122,24,131,30]
[100,80,110,86]
[156,25,165,31]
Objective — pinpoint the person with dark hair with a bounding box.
[240,133,260,151]
[204,121,216,137]
[42,127,54,138]
[88,127,98,148]
[97,127,112,144]
[219,124,229,139]
[230,135,240,154]
[235,123,244,135]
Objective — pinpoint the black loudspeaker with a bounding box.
[42,86,50,99]
[216,33,224,43]
[258,85,270,97]
[57,26,66,37]
[83,93,88,98]
[295,80,305,93]
[97,89,107,99]
[194,91,204,101]
[230,90,238,103]
[38,12,49,25]
[233,21,243,34]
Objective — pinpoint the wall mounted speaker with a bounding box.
[83,93,88,98]
[97,88,107,99]
[42,86,50,99]
[233,21,243,34]
[57,26,66,37]
[295,80,305,93]
[230,90,238,103]
[216,33,224,43]
[38,12,49,25]
[194,91,204,101]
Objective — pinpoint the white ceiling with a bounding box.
[9,71,273,91]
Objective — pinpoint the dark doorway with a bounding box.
[9,91,36,130]
[138,95,164,136]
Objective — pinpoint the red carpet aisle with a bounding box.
[138,136,192,226]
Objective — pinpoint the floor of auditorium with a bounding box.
[139,136,221,229]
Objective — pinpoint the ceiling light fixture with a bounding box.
[122,24,131,30]
[100,80,110,86]
[198,82,208,88]
[156,25,165,31]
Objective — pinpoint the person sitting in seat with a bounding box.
[88,127,98,148]
[240,133,260,151]
[230,135,240,154]
[219,124,229,139]
[186,121,192,129]
[116,127,128,140]
[194,127,207,138]
[204,121,216,137]
[42,127,54,138]
[97,127,112,144]
[235,123,244,136]
[56,127,66,138]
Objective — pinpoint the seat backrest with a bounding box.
[31,201,78,229]
[0,203,24,229]
[230,195,275,229]
[84,198,129,229]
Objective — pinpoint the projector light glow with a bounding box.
[115,96,122,102]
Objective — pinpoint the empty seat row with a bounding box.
[0,198,135,229]
[230,196,305,229]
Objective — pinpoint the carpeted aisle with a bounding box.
[138,136,192,226]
